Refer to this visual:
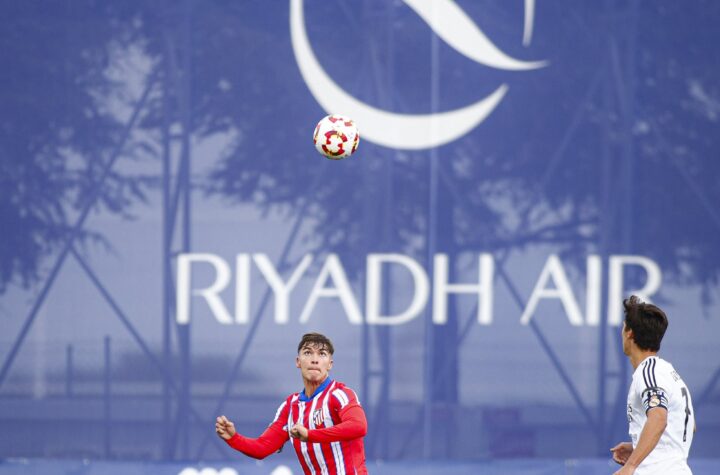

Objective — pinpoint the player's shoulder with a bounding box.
[647,356,682,382]
[654,357,687,390]
[653,356,676,374]
[635,356,678,389]
[328,380,361,407]
[330,380,358,395]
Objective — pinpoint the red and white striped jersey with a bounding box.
[226,379,368,475]
[285,379,367,474]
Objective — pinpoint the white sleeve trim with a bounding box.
[332,389,350,408]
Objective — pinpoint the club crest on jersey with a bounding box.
[312,409,325,427]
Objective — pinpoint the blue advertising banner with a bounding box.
[1,0,719,472]
[2,460,720,475]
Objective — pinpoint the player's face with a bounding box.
[296,344,333,383]
[621,322,631,355]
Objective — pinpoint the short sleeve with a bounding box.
[639,359,669,413]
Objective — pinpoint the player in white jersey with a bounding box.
[611,295,695,475]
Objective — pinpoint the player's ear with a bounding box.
[296,355,301,368]
[328,357,333,371]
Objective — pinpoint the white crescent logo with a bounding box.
[290,0,547,150]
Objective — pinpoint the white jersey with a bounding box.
[627,355,695,474]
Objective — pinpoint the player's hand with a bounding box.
[215,415,236,440]
[610,441,633,465]
[290,423,309,442]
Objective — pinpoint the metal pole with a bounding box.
[423,8,440,457]
[65,344,74,398]
[161,37,174,460]
[176,0,193,458]
[104,335,112,459]
[596,61,613,454]
[607,0,640,448]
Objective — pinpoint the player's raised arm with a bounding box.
[222,333,369,474]
[218,402,291,460]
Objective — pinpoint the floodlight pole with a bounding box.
[160,0,194,458]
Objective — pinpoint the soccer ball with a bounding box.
[313,114,360,160]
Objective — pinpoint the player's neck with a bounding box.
[303,376,329,398]
[629,349,657,369]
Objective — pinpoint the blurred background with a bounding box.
[1,1,719,474]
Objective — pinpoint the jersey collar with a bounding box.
[299,377,332,402]
[638,355,658,366]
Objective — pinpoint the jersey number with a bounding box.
[681,387,691,442]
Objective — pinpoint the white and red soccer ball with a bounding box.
[313,114,360,160]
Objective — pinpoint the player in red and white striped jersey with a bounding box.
[216,333,368,474]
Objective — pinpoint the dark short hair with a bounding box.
[297,332,334,355]
[623,295,668,351]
